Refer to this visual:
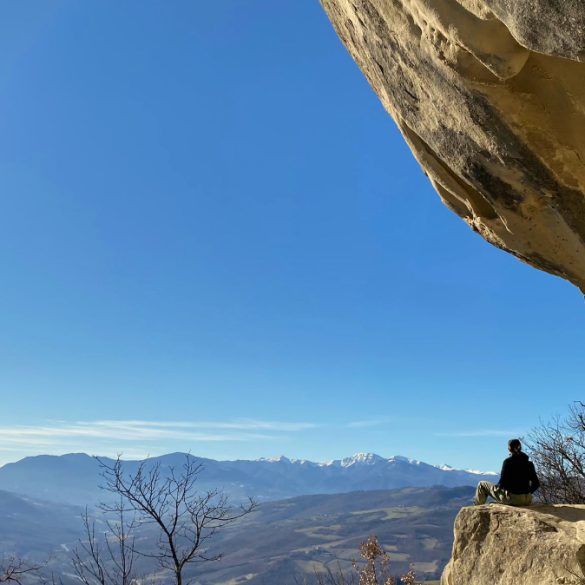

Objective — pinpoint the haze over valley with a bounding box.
[0,452,482,584]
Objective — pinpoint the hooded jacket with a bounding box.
[498,451,540,494]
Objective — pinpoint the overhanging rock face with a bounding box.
[441,504,585,585]
[321,0,585,292]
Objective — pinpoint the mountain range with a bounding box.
[0,451,495,505]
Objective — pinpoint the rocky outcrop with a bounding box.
[320,0,585,292]
[441,504,585,585]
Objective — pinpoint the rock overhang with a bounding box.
[321,0,585,293]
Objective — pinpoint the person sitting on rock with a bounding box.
[474,438,540,506]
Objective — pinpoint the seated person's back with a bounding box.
[474,438,540,506]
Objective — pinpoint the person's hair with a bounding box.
[508,438,522,454]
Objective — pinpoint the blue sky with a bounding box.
[0,0,583,472]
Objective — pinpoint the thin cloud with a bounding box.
[0,419,317,447]
[88,419,318,433]
[0,419,320,465]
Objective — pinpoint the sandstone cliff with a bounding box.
[441,504,585,585]
[321,1,585,292]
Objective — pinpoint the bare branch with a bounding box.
[527,402,585,504]
[96,454,256,585]
[299,536,421,585]
[0,556,41,584]
[71,503,139,585]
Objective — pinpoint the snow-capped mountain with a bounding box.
[0,452,496,506]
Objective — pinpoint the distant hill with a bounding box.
[0,485,472,584]
[193,485,473,584]
[0,489,82,557]
[0,452,495,506]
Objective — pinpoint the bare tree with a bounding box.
[98,455,256,585]
[0,556,40,584]
[528,401,585,504]
[71,504,139,585]
[298,536,419,585]
[352,535,399,585]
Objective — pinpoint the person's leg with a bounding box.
[490,486,512,504]
[474,481,513,505]
[508,493,533,506]
[474,483,533,506]
[474,481,498,505]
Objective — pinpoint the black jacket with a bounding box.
[498,452,540,494]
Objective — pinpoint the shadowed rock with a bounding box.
[321,0,585,292]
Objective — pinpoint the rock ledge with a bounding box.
[441,504,585,585]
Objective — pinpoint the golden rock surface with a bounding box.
[321,0,585,292]
[441,504,585,585]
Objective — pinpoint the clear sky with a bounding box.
[0,0,583,472]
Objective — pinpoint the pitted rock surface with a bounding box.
[441,504,585,585]
[321,0,585,292]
